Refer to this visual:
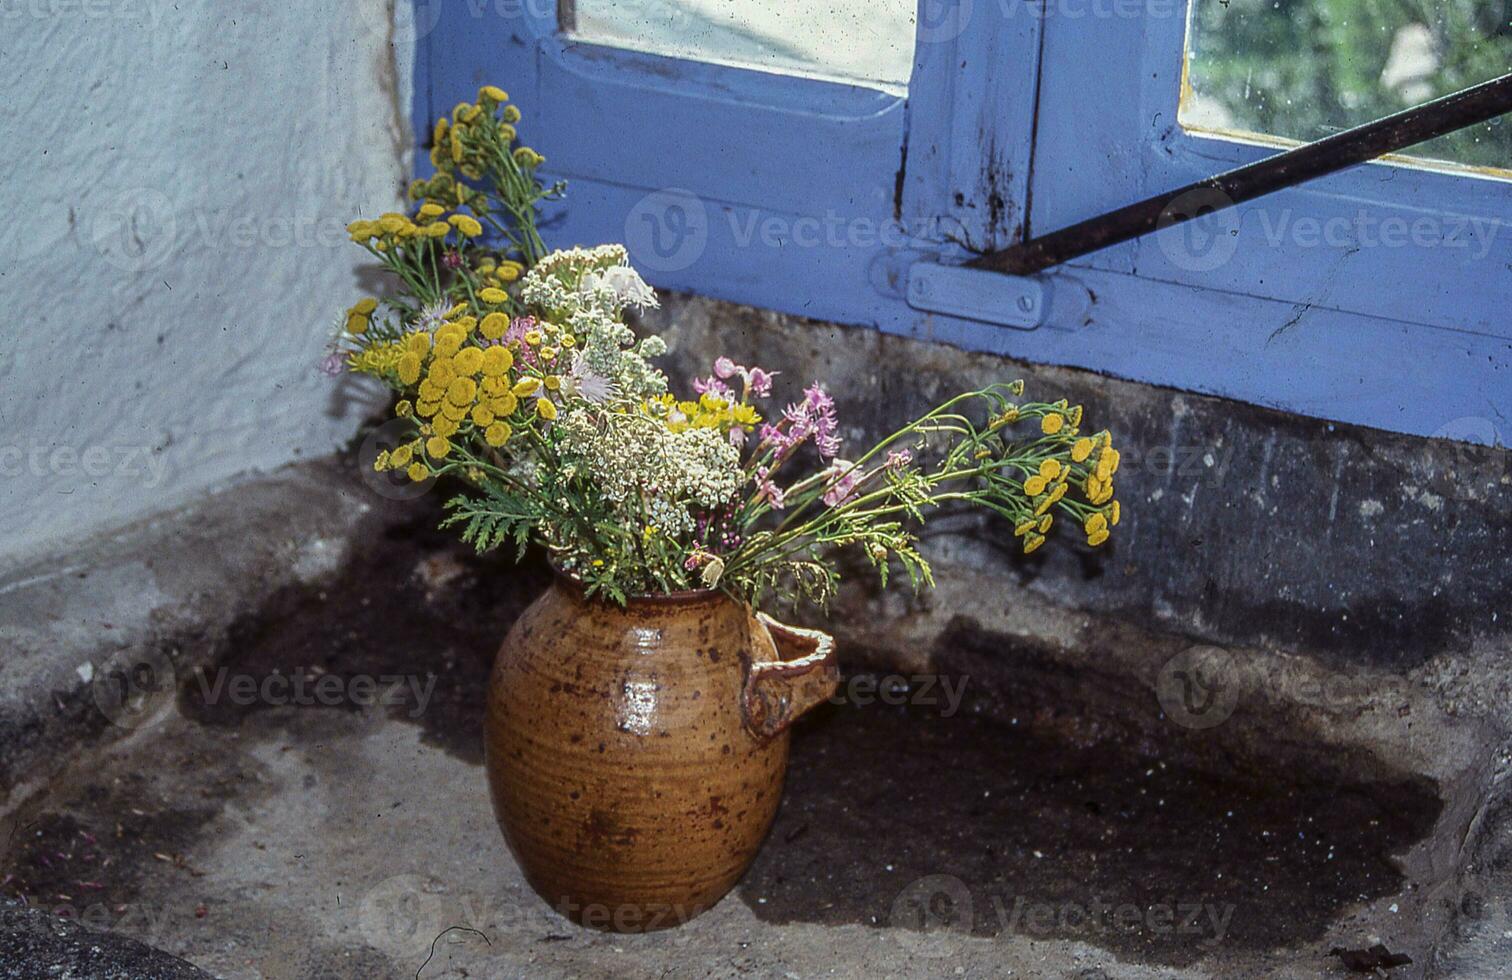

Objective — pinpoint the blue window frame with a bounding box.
[414,0,1510,445]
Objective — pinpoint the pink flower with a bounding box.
[885,448,913,470]
[746,367,775,397]
[713,356,738,380]
[820,459,860,507]
[692,375,734,399]
[317,350,346,377]
[753,467,787,510]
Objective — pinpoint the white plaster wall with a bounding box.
[0,0,408,567]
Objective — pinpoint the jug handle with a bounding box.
[741,611,839,740]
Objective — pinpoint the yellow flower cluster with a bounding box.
[1008,400,1121,552]
[369,301,566,481]
[426,85,544,184]
[645,392,761,436]
[345,297,377,335]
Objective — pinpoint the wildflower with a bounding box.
[485,422,512,447]
[1085,513,1108,536]
[418,203,445,219]
[478,84,508,102]
[567,353,616,404]
[776,383,840,459]
[454,347,484,376]
[411,300,451,334]
[397,353,422,385]
[1109,500,1121,526]
[820,460,861,507]
[481,345,514,376]
[700,556,725,588]
[424,221,451,238]
[536,398,558,421]
[884,448,913,471]
[1024,475,1047,496]
[580,264,659,310]
[1088,528,1110,546]
[442,250,463,270]
[1041,412,1065,435]
[450,214,484,238]
[512,377,541,397]
[480,312,510,340]
[1071,437,1094,462]
[406,463,428,483]
[480,287,509,305]
[317,349,345,377]
[1023,533,1046,554]
[425,436,452,459]
[446,377,478,406]
[1039,458,1062,480]
[1014,519,1036,536]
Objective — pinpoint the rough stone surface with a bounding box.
[0,493,1474,978]
[645,293,1512,673]
[0,0,406,566]
[1,291,1509,975]
[0,898,211,979]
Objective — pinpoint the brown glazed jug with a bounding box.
[484,575,838,932]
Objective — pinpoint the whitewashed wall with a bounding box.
[0,0,407,567]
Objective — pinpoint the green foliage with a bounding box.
[1188,0,1512,168]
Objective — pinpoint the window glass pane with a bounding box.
[563,0,917,91]
[1182,0,1512,171]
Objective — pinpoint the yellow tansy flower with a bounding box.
[1071,437,1094,462]
[1024,475,1047,496]
[1039,458,1061,480]
[536,398,557,421]
[397,353,422,386]
[425,436,451,459]
[479,287,509,305]
[1041,413,1065,435]
[484,421,512,447]
[1023,533,1046,554]
[480,312,509,340]
[481,345,513,376]
[449,214,484,237]
[390,444,413,468]
[446,377,478,406]
[512,378,540,397]
[453,347,484,376]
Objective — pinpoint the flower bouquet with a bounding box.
[328,85,1121,931]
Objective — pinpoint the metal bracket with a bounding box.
[905,261,1046,330]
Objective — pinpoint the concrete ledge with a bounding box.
[0,456,376,804]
